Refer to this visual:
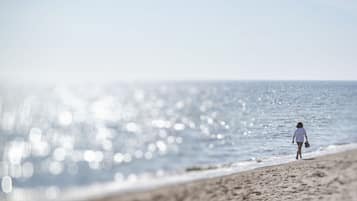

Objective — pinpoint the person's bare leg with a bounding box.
[297,143,302,159]
[299,146,302,159]
[296,144,299,159]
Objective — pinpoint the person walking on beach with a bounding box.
[292,122,308,160]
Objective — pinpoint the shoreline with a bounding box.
[3,144,357,201]
[86,148,357,201]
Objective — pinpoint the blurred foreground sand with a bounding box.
[90,149,357,201]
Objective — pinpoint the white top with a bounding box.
[294,128,307,142]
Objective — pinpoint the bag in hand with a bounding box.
[305,141,310,148]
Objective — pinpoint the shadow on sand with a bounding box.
[302,158,316,161]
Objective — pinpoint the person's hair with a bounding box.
[296,122,303,128]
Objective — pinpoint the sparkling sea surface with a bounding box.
[1,81,357,199]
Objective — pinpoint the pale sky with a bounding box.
[1,0,357,81]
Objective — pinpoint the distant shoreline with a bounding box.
[1,76,357,85]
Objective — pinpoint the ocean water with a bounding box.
[1,81,357,200]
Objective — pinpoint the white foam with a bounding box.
[5,143,357,201]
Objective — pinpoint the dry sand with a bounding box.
[89,149,357,201]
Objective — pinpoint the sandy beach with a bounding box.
[88,149,357,201]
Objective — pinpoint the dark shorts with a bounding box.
[297,142,303,146]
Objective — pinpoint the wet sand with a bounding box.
[89,149,357,201]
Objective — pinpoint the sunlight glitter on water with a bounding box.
[0,81,356,200]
